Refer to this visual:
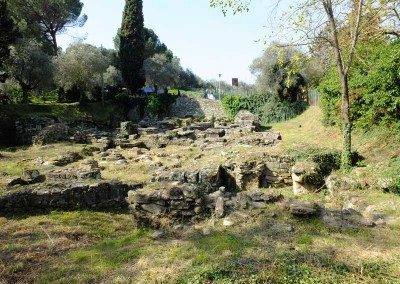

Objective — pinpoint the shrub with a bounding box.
[319,40,400,130]
[147,93,176,119]
[221,95,245,118]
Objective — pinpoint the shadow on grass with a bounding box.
[4,206,399,284]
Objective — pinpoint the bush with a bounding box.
[221,95,245,118]
[221,93,307,123]
[147,93,176,119]
[319,40,400,130]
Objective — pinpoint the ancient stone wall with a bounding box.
[0,182,142,212]
[169,96,227,119]
[15,118,55,145]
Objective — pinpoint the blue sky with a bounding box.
[58,0,285,84]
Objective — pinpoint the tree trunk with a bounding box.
[50,31,58,56]
[323,0,358,172]
[101,73,105,107]
[21,83,29,104]
[338,72,352,171]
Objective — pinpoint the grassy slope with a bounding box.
[0,107,399,283]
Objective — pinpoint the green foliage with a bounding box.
[0,0,19,71]
[221,95,245,118]
[119,0,145,94]
[244,94,307,124]
[144,53,181,88]
[319,40,400,130]
[254,96,307,124]
[250,43,309,103]
[10,0,87,55]
[387,177,400,195]
[222,94,307,123]
[147,93,176,119]
[5,39,53,103]
[53,43,109,103]
[80,146,100,157]
[318,68,342,127]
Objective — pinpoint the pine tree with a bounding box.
[119,0,145,95]
[0,0,19,71]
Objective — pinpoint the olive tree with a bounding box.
[143,54,182,89]
[53,43,109,102]
[4,39,53,103]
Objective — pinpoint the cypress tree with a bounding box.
[120,0,145,95]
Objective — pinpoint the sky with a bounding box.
[58,0,285,84]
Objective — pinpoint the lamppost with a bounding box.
[218,74,222,100]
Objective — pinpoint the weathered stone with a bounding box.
[150,230,164,239]
[141,204,167,215]
[245,190,283,203]
[223,218,234,226]
[270,223,295,233]
[170,200,190,210]
[215,197,225,218]
[115,159,128,165]
[169,96,227,119]
[31,123,70,145]
[287,199,320,216]
[120,121,138,136]
[53,151,83,166]
[7,177,28,186]
[234,110,260,132]
[202,227,212,235]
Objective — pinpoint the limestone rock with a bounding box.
[215,197,225,218]
[286,198,320,216]
[270,223,295,233]
[150,230,164,239]
[223,218,234,226]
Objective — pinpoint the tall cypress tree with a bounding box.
[120,0,145,95]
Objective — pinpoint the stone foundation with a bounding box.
[0,182,142,212]
[169,96,227,119]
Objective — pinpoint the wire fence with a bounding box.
[308,89,321,106]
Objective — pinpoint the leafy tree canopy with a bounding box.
[53,43,109,102]
[4,39,53,103]
[10,0,87,55]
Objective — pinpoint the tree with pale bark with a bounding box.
[210,0,397,171]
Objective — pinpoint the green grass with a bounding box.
[169,89,204,97]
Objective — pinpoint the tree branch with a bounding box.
[345,0,363,76]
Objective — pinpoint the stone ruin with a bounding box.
[6,111,381,230]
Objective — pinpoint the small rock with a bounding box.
[270,223,295,233]
[286,199,320,216]
[7,177,28,186]
[202,227,212,235]
[215,197,225,218]
[374,218,386,226]
[115,159,128,165]
[173,224,185,231]
[150,230,164,239]
[223,218,234,227]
